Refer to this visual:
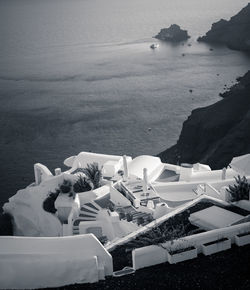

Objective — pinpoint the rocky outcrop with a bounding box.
[155,24,190,42]
[197,4,250,51]
[158,71,250,169]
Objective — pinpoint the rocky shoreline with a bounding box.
[158,70,250,169]
[197,3,250,52]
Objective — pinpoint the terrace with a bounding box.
[1,152,250,289]
[109,196,250,271]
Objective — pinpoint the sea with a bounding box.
[0,0,250,207]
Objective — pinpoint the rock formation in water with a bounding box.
[197,3,250,51]
[155,24,190,42]
[158,70,250,169]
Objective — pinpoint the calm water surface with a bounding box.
[0,0,250,204]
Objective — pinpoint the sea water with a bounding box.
[0,0,250,204]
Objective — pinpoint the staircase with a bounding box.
[73,201,102,235]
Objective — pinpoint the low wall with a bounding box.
[1,253,99,289]
[132,221,250,270]
[153,182,197,194]
[71,152,124,171]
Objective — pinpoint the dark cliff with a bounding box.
[197,3,250,51]
[158,71,250,169]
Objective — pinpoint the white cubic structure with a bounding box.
[0,234,113,289]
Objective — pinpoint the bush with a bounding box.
[43,190,60,214]
[227,175,250,202]
[125,220,187,251]
[77,163,103,189]
[73,176,92,193]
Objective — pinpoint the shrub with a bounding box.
[125,221,187,251]
[43,189,60,214]
[227,175,250,202]
[60,180,72,194]
[73,176,92,193]
[78,163,103,189]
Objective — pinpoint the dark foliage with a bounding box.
[125,220,187,251]
[227,175,250,202]
[78,163,103,189]
[60,179,72,194]
[73,176,92,193]
[43,190,60,214]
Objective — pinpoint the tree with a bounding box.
[81,162,103,189]
[227,175,250,202]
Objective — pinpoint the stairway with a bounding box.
[72,201,102,235]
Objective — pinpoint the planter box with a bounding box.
[201,238,231,256]
[132,245,168,270]
[167,247,197,264]
[235,232,250,247]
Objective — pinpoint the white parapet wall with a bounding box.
[132,245,168,270]
[132,221,250,270]
[67,151,132,174]
[0,234,113,289]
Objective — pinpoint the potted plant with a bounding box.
[167,243,197,264]
[201,237,231,256]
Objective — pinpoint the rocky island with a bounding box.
[154,24,190,42]
[197,3,250,51]
[158,70,250,169]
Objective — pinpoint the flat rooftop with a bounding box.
[189,205,244,230]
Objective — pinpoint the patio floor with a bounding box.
[189,205,244,230]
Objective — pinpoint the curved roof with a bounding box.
[128,155,162,180]
[71,152,123,169]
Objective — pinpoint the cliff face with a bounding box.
[158,71,250,169]
[197,3,250,51]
